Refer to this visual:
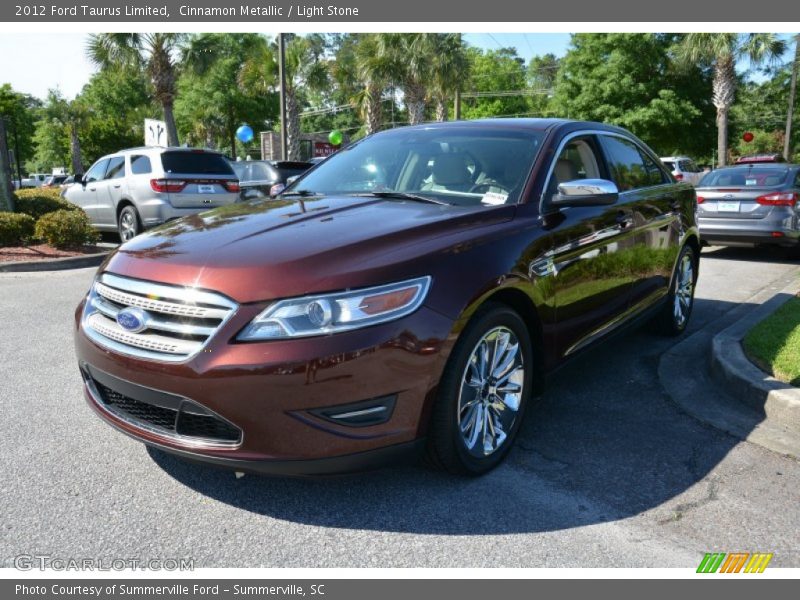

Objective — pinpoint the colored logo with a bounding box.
[697,552,773,573]
[116,307,150,334]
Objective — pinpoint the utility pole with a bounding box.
[0,118,15,212]
[278,33,288,161]
[454,90,461,121]
[784,34,799,162]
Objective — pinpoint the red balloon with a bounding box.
[743,132,754,142]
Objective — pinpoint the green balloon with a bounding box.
[328,130,343,146]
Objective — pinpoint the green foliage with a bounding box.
[744,297,800,386]
[462,47,530,120]
[34,209,99,249]
[0,212,35,247]
[13,188,79,219]
[552,34,715,157]
[0,84,40,172]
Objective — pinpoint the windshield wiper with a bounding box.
[359,191,452,206]
[281,189,321,197]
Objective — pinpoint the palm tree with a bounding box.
[240,35,328,160]
[428,34,469,122]
[375,34,436,125]
[87,33,185,147]
[352,34,391,135]
[784,34,799,161]
[677,33,786,166]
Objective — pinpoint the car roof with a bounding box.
[384,117,626,133]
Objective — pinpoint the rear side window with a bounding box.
[105,156,125,179]
[130,155,152,175]
[600,135,661,191]
[662,160,675,171]
[160,152,235,175]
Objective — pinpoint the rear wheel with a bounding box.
[118,205,141,243]
[654,244,697,336]
[426,303,534,475]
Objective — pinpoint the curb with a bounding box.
[709,279,800,429]
[0,251,108,273]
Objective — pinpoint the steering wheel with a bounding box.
[469,180,510,195]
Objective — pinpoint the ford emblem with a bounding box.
[116,307,150,333]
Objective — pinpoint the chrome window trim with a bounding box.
[539,129,673,209]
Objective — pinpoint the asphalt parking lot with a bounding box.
[1,246,799,568]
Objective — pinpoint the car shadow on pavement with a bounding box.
[148,297,761,535]
[702,245,797,265]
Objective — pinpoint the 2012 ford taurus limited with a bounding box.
[74,119,699,476]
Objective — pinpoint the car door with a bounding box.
[95,155,126,227]
[598,134,684,315]
[539,133,639,359]
[66,158,109,221]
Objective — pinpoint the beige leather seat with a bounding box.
[430,154,473,192]
[554,158,580,184]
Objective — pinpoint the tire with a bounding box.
[653,244,697,336]
[118,205,142,243]
[426,303,534,475]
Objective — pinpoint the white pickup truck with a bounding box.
[20,173,49,188]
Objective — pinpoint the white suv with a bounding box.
[660,156,705,186]
[63,147,240,241]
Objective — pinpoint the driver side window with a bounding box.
[85,159,110,184]
[548,137,602,201]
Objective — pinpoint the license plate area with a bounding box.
[717,201,740,212]
[197,184,216,194]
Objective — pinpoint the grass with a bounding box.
[743,296,800,386]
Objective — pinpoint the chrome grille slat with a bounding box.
[82,273,237,362]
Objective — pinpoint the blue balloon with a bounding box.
[236,125,254,143]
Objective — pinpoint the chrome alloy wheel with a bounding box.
[457,326,525,457]
[119,211,138,242]
[674,253,694,327]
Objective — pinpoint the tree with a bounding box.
[785,34,799,161]
[178,33,278,157]
[374,34,436,125]
[240,34,328,159]
[527,53,560,91]
[87,33,186,146]
[428,34,469,122]
[552,34,715,157]
[677,33,786,166]
[0,84,40,175]
[462,47,530,120]
[352,34,391,134]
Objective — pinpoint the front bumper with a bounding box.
[75,297,455,475]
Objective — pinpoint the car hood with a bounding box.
[104,195,514,303]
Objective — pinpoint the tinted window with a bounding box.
[662,160,675,171]
[699,166,790,187]
[130,155,152,175]
[641,151,667,185]
[600,136,652,191]
[160,151,235,175]
[105,156,125,179]
[84,159,110,183]
[232,161,277,183]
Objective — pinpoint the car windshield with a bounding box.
[284,127,544,206]
[699,166,790,188]
[232,161,274,182]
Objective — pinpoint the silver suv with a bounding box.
[63,147,240,241]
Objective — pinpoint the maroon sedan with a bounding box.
[75,119,699,476]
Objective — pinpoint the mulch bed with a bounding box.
[0,244,106,263]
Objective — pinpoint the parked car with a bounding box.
[63,147,240,242]
[231,160,314,200]
[696,162,800,254]
[42,174,70,188]
[58,175,75,192]
[660,156,705,185]
[21,173,48,188]
[74,119,699,476]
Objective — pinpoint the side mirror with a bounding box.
[269,183,286,198]
[554,179,619,207]
[74,174,85,187]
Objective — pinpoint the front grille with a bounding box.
[82,273,237,362]
[92,379,241,445]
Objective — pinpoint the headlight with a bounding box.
[237,276,432,340]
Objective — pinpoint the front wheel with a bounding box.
[426,303,534,475]
[654,244,697,336]
[118,205,141,243]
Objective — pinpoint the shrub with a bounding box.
[34,209,99,249]
[14,188,79,219]
[0,212,36,247]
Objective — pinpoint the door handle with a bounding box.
[616,212,633,229]
[113,184,121,189]
[89,187,96,192]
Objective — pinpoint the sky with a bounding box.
[0,32,794,102]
